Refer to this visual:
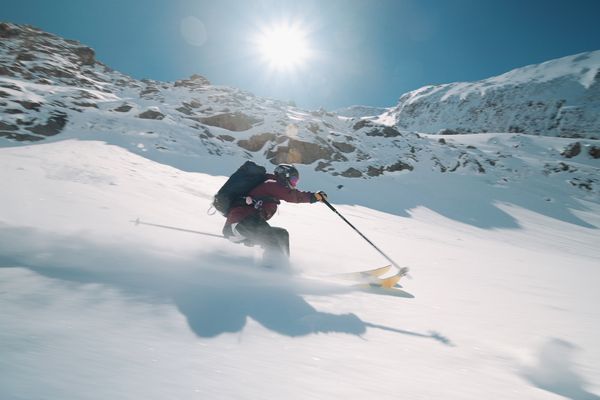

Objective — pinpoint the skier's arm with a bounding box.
[263,182,314,203]
[311,191,328,203]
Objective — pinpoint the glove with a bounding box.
[312,191,328,203]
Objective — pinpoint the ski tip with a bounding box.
[365,265,392,277]
[381,274,402,289]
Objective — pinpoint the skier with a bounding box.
[222,163,327,267]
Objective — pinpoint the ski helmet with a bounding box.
[274,164,299,188]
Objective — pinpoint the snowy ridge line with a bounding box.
[382,50,600,138]
[0,22,598,202]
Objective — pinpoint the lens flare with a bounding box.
[254,21,311,71]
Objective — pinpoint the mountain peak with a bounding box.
[383,50,600,138]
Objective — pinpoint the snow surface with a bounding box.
[1,137,599,400]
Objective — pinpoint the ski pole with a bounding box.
[131,218,225,239]
[321,199,409,276]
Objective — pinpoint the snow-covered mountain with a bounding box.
[1,22,599,201]
[380,51,600,138]
[333,104,389,118]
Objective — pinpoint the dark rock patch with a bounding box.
[387,160,414,172]
[0,23,19,38]
[331,141,356,153]
[74,46,95,65]
[25,112,67,136]
[138,109,165,120]
[0,121,19,131]
[561,142,581,158]
[237,133,276,151]
[72,101,98,108]
[217,134,235,142]
[14,100,42,111]
[16,52,36,62]
[365,126,402,137]
[0,131,44,142]
[341,167,363,178]
[175,74,211,88]
[200,112,262,132]
[353,119,373,131]
[266,138,333,165]
[113,104,133,112]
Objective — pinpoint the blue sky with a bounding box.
[2,0,600,110]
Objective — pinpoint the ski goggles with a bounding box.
[289,176,299,187]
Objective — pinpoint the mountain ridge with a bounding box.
[1,22,599,200]
[380,50,600,138]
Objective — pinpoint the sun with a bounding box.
[255,22,311,71]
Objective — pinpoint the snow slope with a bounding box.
[1,138,600,400]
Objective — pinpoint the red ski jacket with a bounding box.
[225,174,314,225]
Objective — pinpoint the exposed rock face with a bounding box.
[387,160,414,172]
[0,121,18,131]
[331,141,356,153]
[200,112,262,132]
[365,126,402,137]
[353,119,373,131]
[174,74,210,88]
[138,109,165,120]
[366,160,414,177]
[341,167,363,178]
[25,112,68,136]
[266,138,333,165]
[74,46,95,65]
[0,22,19,38]
[217,134,235,142]
[113,104,133,112]
[237,133,276,152]
[561,142,582,158]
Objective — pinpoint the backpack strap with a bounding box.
[242,195,280,210]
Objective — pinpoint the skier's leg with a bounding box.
[270,227,290,257]
[258,226,289,269]
[236,218,288,268]
[223,223,248,243]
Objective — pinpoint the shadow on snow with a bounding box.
[333,171,598,230]
[0,223,451,345]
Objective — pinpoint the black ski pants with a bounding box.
[226,215,290,257]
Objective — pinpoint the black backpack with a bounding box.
[213,161,267,215]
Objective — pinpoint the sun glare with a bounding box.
[255,22,311,71]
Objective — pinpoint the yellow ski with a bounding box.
[333,265,392,281]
